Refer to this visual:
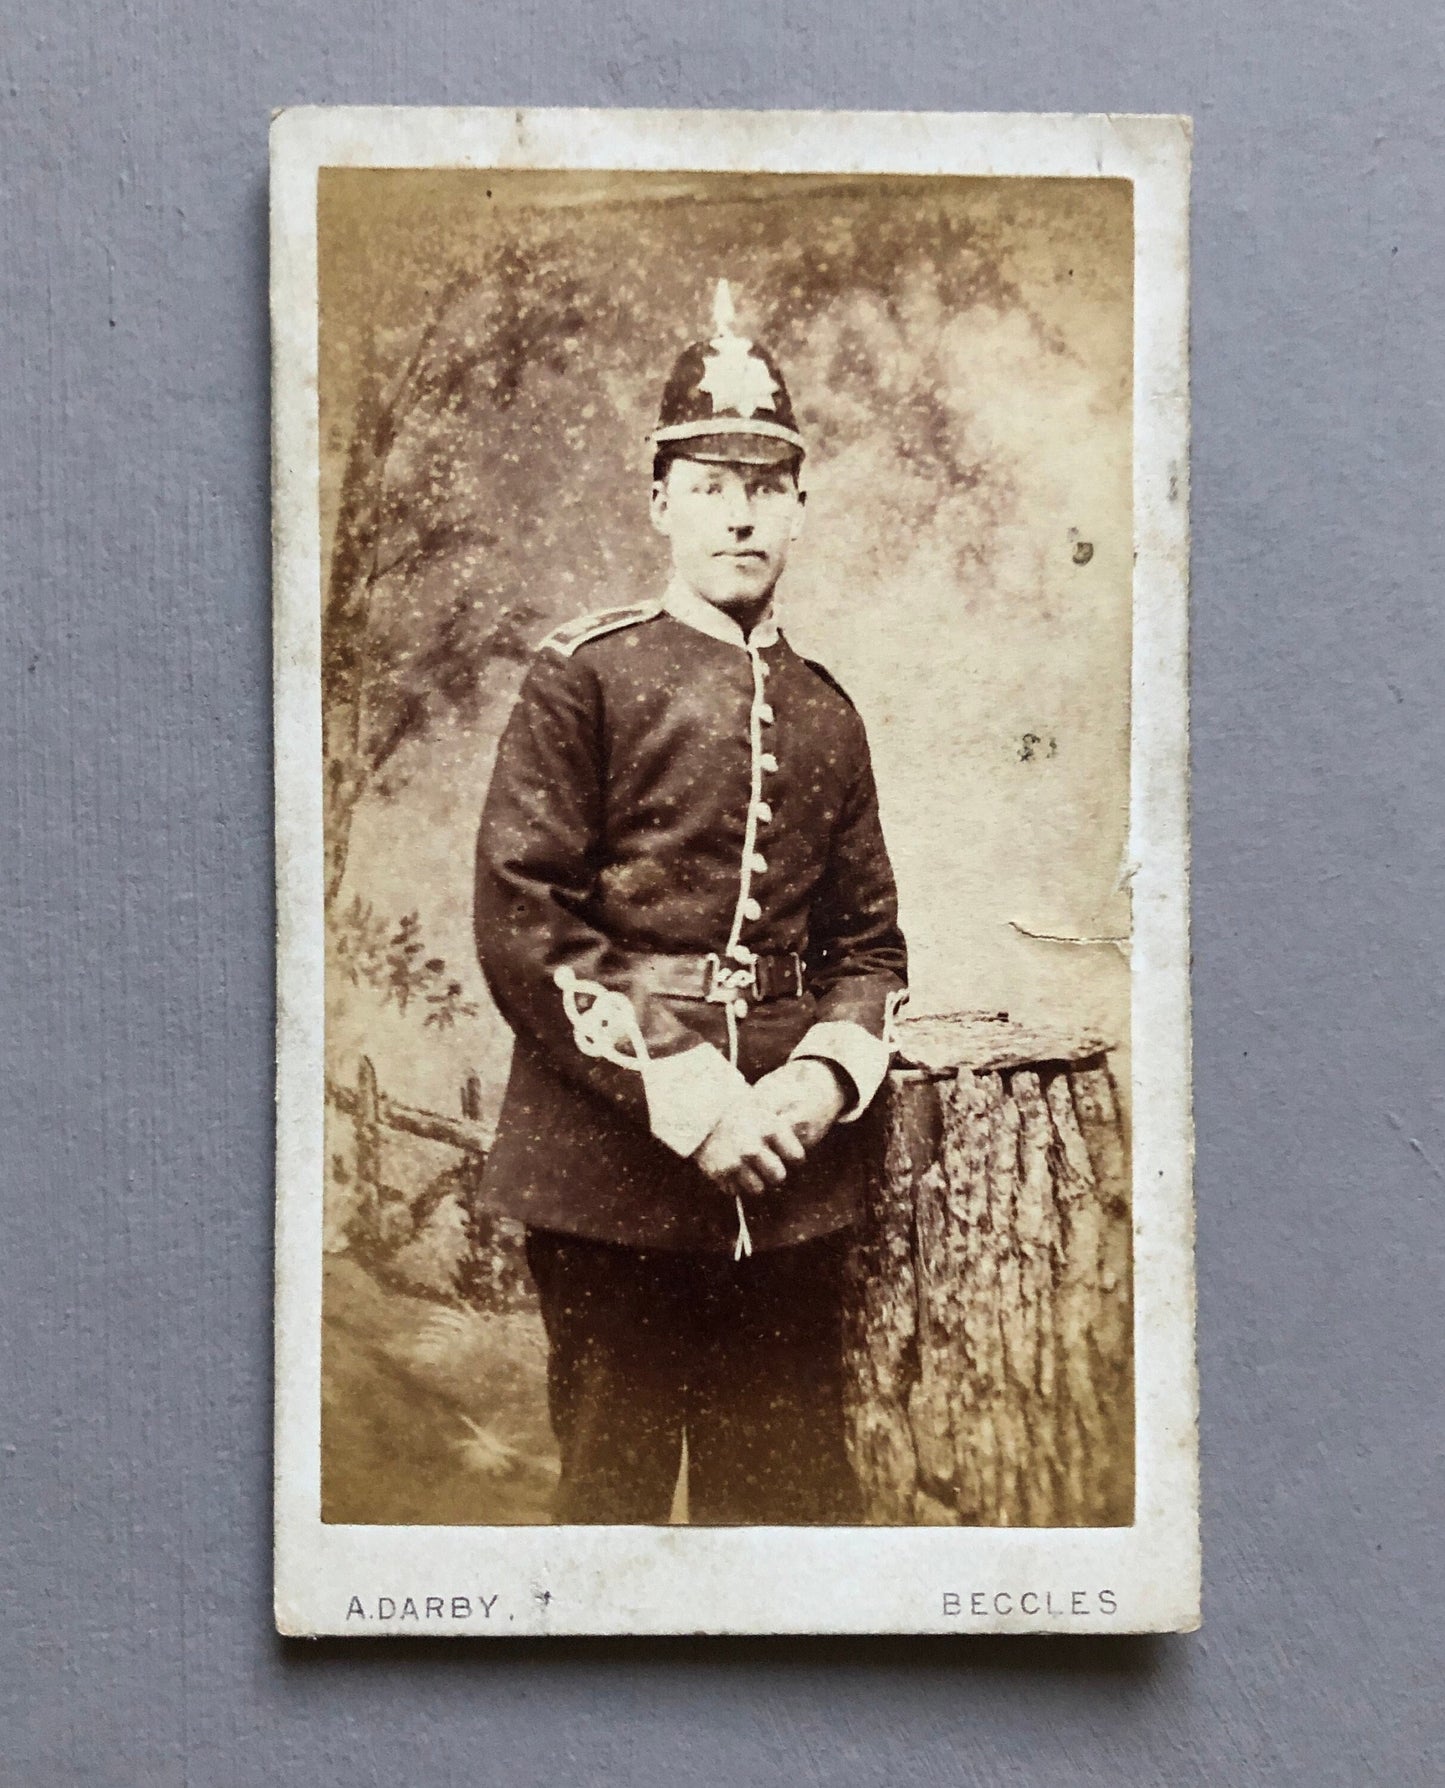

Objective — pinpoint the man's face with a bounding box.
[649,457,805,612]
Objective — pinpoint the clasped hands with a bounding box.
[692,1058,848,1199]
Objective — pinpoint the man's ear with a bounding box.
[789,487,807,542]
[649,480,670,537]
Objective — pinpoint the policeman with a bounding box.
[474,282,908,1524]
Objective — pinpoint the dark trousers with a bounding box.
[524,1227,862,1525]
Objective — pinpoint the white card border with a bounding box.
[272,105,1196,1637]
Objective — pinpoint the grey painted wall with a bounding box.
[2,2,1440,1782]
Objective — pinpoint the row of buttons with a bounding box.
[724,667,779,1011]
[753,677,777,869]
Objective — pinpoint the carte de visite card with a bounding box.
[272,104,1196,1636]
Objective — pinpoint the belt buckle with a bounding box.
[703,951,757,1003]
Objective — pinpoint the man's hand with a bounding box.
[752,1058,849,1152]
[693,1091,807,1199]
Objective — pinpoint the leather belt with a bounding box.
[632,950,806,1006]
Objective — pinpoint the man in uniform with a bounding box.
[473,283,907,1525]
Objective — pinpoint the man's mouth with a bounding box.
[717,549,767,562]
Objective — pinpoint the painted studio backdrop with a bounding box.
[317,170,1134,1525]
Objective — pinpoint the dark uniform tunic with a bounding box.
[473,582,908,1522]
[473,583,909,1255]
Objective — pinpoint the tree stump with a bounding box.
[843,1013,1133,1526]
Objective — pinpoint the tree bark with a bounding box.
[843,1015,1133,1527]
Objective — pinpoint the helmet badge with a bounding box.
[698,279,780,419]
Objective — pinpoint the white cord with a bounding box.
[722,648,771,1262]
[724,997,753,1260]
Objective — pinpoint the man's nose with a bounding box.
[722,486,754,529]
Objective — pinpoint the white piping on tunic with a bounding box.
[724,642,771,966]
[659,579,779,651]
[553,964,650,1067]
[658,582,783,1262]
[718,639,779,1259]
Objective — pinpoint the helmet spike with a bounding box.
[712,278,737,338]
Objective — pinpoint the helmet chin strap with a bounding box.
[710,590,776,633]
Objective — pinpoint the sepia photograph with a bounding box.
[273,106,1195,1634]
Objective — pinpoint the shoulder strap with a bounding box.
[801,655,858,710]
[540,603,662,658]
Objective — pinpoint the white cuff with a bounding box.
[790,1021,891,1121]
[642,1044,751,1158]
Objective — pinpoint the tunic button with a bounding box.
[753,801,772,825]
[757,703,775,725]
[731,997,749,1019]
[751,853,768,874]
[743,898,762,922]
[759,753,778,773]
[727,943,754,964]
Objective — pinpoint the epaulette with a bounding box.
[540,603,662,658]
[801,656,858,710]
